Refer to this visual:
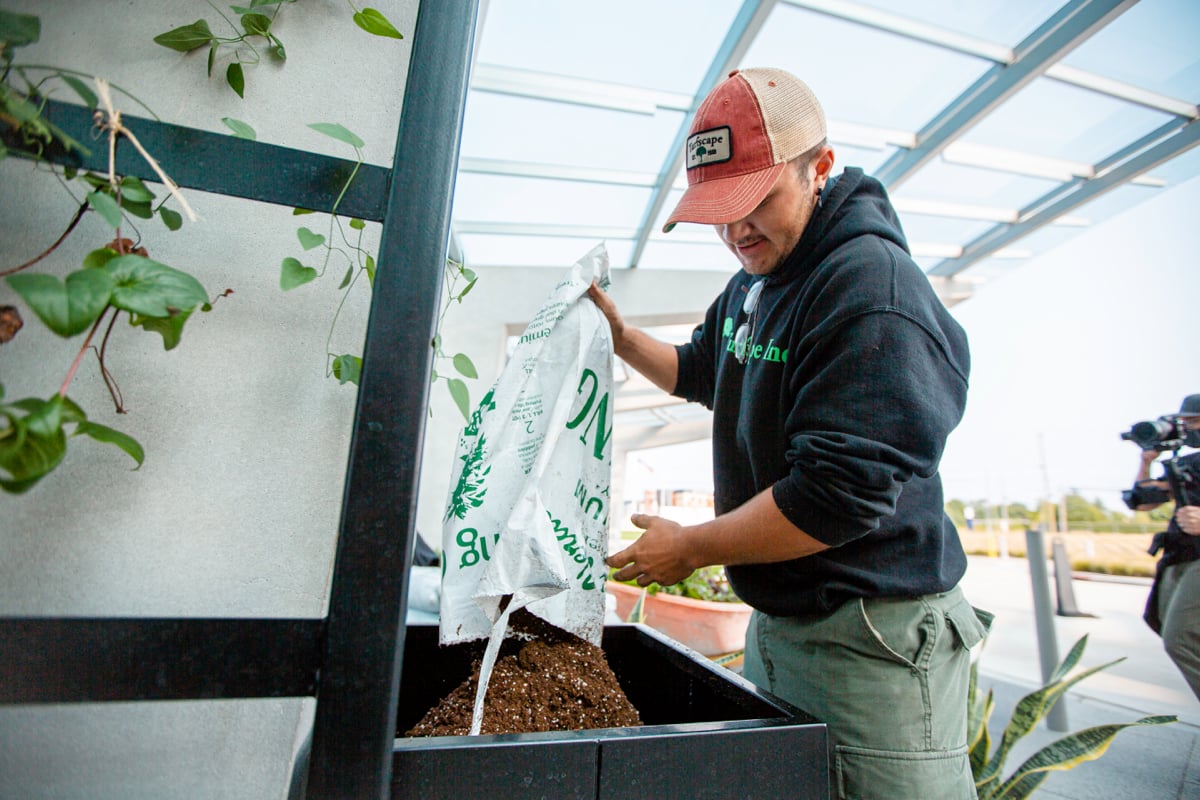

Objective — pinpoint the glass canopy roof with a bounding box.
[451,0,1200,304]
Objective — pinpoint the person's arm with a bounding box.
[588,282,678,393]
[607,488,829,587]
[1133,450,1172,511]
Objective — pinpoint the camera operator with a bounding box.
[1125,394,1200,700]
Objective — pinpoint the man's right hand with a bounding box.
[587,281,626,352]
[586,280,680,393]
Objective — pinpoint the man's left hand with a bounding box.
[606,513,695,587]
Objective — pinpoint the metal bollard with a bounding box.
[1025,526,1069,732]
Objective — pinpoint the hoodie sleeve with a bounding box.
[771,252,969,547]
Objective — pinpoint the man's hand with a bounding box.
[606,513,696,587]
[1177,505,1200,536]
[1140,450,1161,468]
[588,281,626,354]
[586,281,679,393]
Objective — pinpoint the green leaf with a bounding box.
[58,396,88,425]
[159,206,183,231]
[458,277,477,301]
[452,353,477,379]
[280,257,317,290]
[292,207,316,216]
[0,399,67,494]
[60,75,98,109]
[119,199,154,220]
[130,307,195,350]
[349,218,365,230]
[352,8,404,39]
[74,421,144,469]
[297,226,325,251]
[364,254,376,286]
[0,9,41,48]
[337,266,353,290]
[82,247,119,270]
[307,122,364,149]
[991,716,1176,800]
[447,378,470,421]
[207,41,217,77]
[268,33,286,60]
[240,12,272,37]
[103,255,208,318]
[119,175,156,204]
[153,19,215,53]
[6,269,114,337]
[226,62,245,98]
[24,395,64,437]
[87,190,122,229]
[220,116,257,140]
[331,354,361,386]
[80,172,110,190]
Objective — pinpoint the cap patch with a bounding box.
[686,126,732,170]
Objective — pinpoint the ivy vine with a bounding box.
[152,0,402,98]
[1,4,476,494]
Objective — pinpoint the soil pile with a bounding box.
[405,611,641,736]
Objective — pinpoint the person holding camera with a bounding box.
[1126,394,1200,700]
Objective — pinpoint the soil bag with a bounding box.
[440,244,614,661]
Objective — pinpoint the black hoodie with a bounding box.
[673,168,970,616]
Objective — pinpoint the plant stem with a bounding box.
[0,202,88,277]
[12,65,160,119]
[96,310,125,412]
[58,308,110,398]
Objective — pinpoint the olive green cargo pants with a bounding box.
[743,586,991,800]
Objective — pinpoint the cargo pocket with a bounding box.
[835,744,976,800]
[947,601,991,652]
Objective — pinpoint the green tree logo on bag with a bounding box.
[446,434,490,521]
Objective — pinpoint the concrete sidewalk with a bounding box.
[960,555,1200,799]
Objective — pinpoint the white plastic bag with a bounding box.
[439,243,614,649]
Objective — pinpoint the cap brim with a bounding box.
[663,163,787,233]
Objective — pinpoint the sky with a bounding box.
[629,170,1200,513]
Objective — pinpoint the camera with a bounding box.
[1120,414,1187,452]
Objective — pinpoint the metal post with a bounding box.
[1025,526,1069,732]
[306,1,480,796]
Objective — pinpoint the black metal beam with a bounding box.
[2,99,391,220]
[0,618,323,703]
[305,0,480,797]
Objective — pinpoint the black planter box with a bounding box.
[392,623,829,799]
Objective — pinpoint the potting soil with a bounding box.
[404,611,641,736]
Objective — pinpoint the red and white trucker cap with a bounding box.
[663,68,826,233]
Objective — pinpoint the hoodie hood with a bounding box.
[770,167,910,285]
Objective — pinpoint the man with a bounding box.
[1127,394,1200,700]
[590,68,989,798]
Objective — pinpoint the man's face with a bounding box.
[715,148,833,276]
[1184,416,1200,432]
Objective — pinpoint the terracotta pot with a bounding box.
[605,581,752,657]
